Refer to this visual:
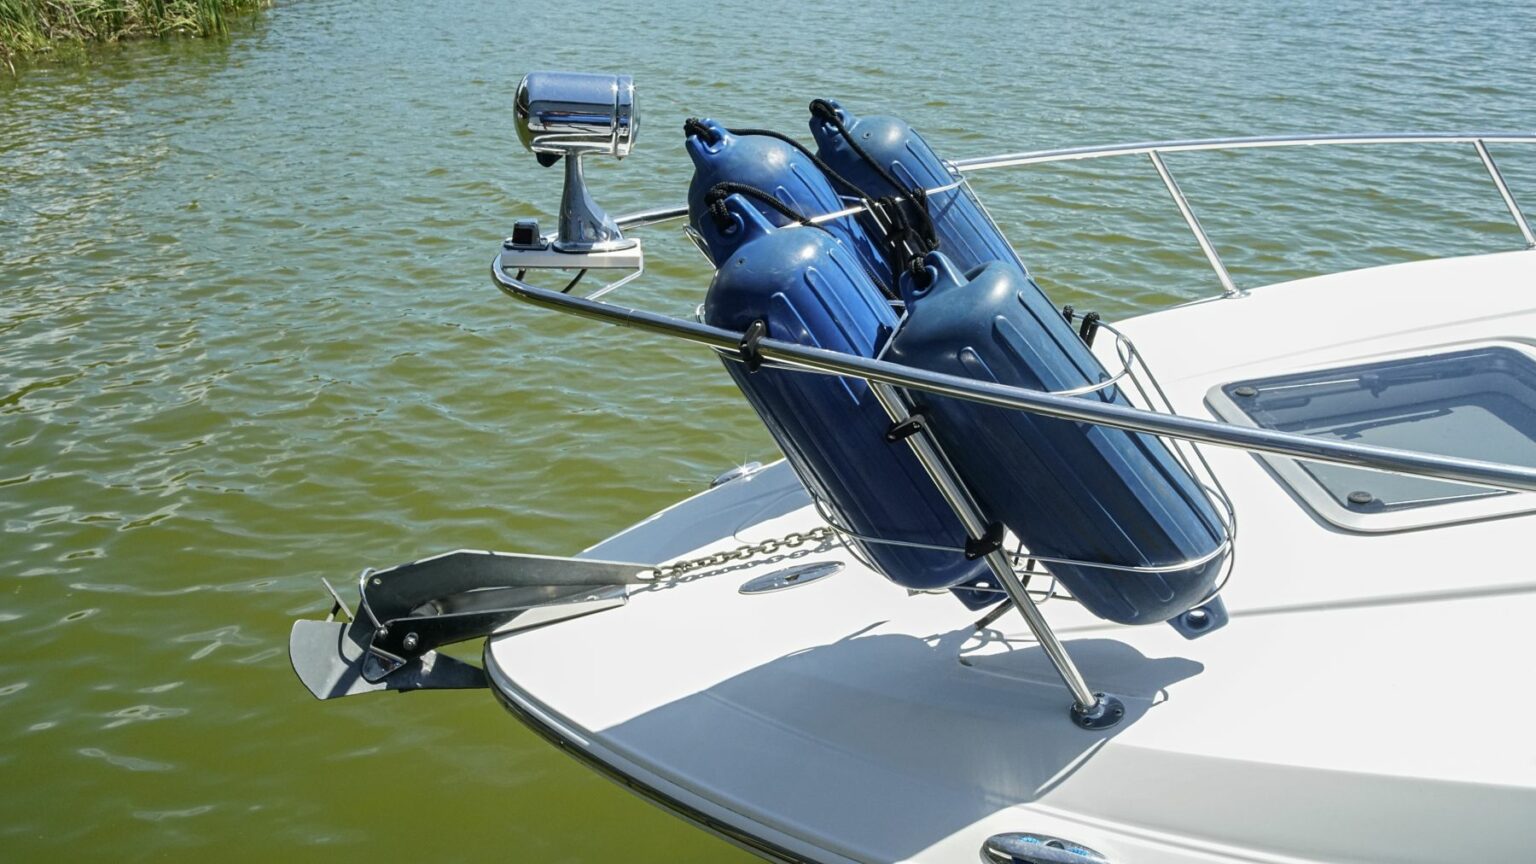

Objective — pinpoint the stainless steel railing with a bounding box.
[951,132,1536,297]
[608,133,1536,297]
[494,132,1536,495]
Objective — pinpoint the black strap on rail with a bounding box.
[738,319,767,372]
[964,521,1006,560]
[884,411,927,442]
[871,197,938,288]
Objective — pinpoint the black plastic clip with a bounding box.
[1061,304,1075,323]
[739,320,767,373]
[964,522,1005,560]
[884,412,927,442]
[1078,311,1102,347]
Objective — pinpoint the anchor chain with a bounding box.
[644,526,837,580]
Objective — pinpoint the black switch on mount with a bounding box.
[508,219,543,249]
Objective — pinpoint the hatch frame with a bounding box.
[1205,339,1536,532]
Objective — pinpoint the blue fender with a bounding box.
[686,118,891,291]
[809,101,1029,278]
[887,252,1229,625]
[702,198,995,606]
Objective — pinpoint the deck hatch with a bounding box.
[1210,346,1536,530]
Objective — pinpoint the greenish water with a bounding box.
[2,1,1534,860]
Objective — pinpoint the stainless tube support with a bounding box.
[613,133,1536,295]
[1148,150,1241,298]
[952,132,1536,173]
[615,205,691,230]
[865,382,1122,729]
[624,133,1536,228]
[951,132,1536,297]
[1474,140,1536,249]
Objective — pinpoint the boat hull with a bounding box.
[484,251,1536,863]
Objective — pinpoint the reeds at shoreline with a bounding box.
[1,0,267,70]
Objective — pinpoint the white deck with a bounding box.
[487,250,1536,864]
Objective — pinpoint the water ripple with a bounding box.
[77,747,174,773]
[2,0,1534,860]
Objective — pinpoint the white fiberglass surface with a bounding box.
[491,486,1536,863]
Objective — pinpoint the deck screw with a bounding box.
[1233,385,1258,398]
[1348,490,1374,505]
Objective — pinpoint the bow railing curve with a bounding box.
[495,132,1536,495]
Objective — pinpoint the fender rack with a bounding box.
[487,135,1536,726]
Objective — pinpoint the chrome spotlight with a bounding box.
[514,71,638,253]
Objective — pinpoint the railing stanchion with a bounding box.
[864,381,1122,729]
[1147,150,1243,298]
[1475,139,1536,249]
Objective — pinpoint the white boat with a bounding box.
[290,72,1536,863]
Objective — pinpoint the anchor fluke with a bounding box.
[290,617,486,700]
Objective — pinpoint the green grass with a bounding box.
[0,0,268,70]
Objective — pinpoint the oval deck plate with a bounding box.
[739,561,843,595]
